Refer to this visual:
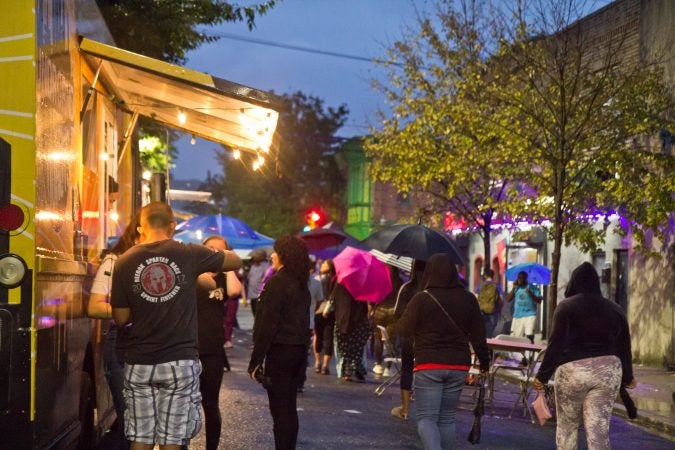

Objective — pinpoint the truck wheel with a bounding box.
[77,374,95,450]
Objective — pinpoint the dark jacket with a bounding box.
[397,253,490,372]
[334,282,368,335]
[248,268,311,371]
[536,262,633,384]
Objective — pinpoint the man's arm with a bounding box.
[527,285,543,303]
[112,307,131,327]
[220,250,242,271]
[88,293,112,319]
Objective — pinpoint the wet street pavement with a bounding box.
[185,324,673,449]
[98,308,674,449]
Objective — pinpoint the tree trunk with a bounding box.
[549,227,563,338]
[482,219,492,274]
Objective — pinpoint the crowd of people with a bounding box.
[91,201,635,450]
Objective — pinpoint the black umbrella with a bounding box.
[361,224,467,264]
[467,381,485,445]
[297,228,349,250]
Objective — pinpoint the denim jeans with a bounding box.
[103,325,126,428]
[413,369,467,450]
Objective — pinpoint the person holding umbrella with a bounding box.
[506,271,543,348]
[333,281,370,382]
[396,253,489,450]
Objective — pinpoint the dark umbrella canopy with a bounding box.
[362,224,467,264]
[297,228,349,250]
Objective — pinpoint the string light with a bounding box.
[232,149,241,159]
[177,110,187,125]
[190,135,196,145]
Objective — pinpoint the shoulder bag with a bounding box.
[531,390,552,426]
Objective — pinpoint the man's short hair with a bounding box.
[141,202,174,231]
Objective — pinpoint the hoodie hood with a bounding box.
[420,253,462,289]
[564,262,602,297]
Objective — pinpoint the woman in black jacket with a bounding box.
[534,262,635,450]
[397,253,489,450]
[248,235,312,450]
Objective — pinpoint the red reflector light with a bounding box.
[0,204,25,231]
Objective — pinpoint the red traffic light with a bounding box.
[305,208,326,229]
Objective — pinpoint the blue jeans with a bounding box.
[413,369,467,450]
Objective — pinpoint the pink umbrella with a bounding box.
[333,246,393,303]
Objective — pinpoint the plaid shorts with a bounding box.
[123,359,202,445]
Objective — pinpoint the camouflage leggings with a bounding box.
[554,355,622,450]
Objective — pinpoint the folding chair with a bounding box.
[509,347,548,423]
[373,325,401,396]
[487,334,530,404]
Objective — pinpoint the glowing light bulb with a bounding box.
[190,135,196,145]
[232,149,241,159]
[142,170,152,180]
[177,111,187,125]
[110,211,119,222]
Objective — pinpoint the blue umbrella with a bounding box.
[173,214,274,250]
[505,262,551,285]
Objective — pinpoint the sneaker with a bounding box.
[224,341,234,349]
[383,367,391,377]
[372,364,383,375]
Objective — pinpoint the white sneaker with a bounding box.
[372,364,383,375]
[383,367,391,377]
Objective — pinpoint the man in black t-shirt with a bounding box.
[111,202,241,450]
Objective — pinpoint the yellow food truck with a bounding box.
[0,1,279,448]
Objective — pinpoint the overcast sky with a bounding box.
[171,0,431,181]
[170,0,612,181]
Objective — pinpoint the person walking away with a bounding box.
[534,262,635,450]
[396,253,489,450]
[297,260,323,392]
[333,281,370,382]
[313,259,336,375]
[222,272,242,349]
[88,214,141,449]
[391,259,426,420]
[475,268,502,338]
[248,236,311,450]
[246,249,269,327]
[506,270,542,347]
[197,235,242,450]
[110,202,242,450]
[372,265,403,376]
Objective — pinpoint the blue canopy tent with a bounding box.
[173,214,274,258]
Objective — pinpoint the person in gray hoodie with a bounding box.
[534,262,635,450]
